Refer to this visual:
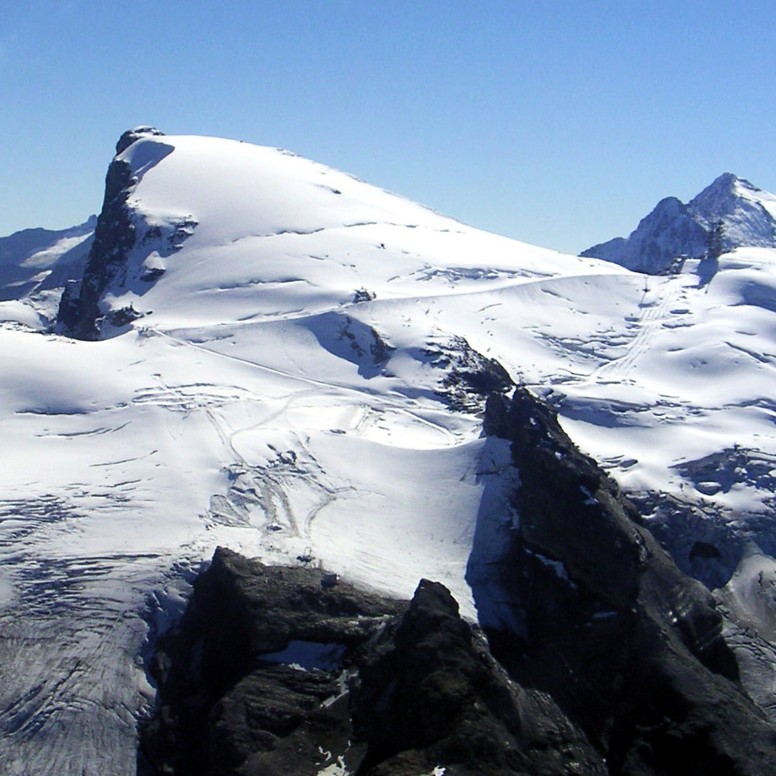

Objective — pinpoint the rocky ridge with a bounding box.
[0,216,96,306]
[140,547,604,776]
[476,387,776,774]
[57,126,189,338]
[141,388,776,775]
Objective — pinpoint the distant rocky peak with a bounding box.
[582,173,776,274]
[689,173,754,220]
[115,125,165,156]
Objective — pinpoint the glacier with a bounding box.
[1,129,776,773]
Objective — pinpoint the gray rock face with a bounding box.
[351,578,605,776]
[140,548,403,774]
[56,155,137,338]
[56,127,180,339]
[140,548,604,775]
[419,334,514,412]
[583,196,707,274]
[477,387,776,775]
[582,173,776,274]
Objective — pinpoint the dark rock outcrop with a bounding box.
[56,126,171,339]
[141,390,776,775]
[476,387,776,775]
[140,549,603,775]
[57,151,137,338]
[351,578,605,776]
[425,334,514,411]
[140,547,404,775]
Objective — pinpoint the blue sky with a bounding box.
[2,1,776,253]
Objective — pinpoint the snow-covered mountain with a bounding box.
[2,128,776,774]
[0,215,95,310]
[581,173,776,274]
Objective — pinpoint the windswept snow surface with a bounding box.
[1,135,776,773]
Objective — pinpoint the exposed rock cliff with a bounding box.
[140,548,603,775]
[476,387,776,775]
[57,126,171,338]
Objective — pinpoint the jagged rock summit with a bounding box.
[477,387,776,775]
[582,173,776,273]
[141,547,607,775]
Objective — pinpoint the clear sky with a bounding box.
[2,1,776,254]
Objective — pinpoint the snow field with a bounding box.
[1,133,775,772]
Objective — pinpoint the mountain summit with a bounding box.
[582,173,776,273]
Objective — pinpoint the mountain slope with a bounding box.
[1,129,776,773]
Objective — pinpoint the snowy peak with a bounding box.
[56,129,594,339]
[582,173,776,273]
[689,172,758,218]
[689,173,776,250]
[689,171,742,214]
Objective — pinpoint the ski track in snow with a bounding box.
[584,276,681,384]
